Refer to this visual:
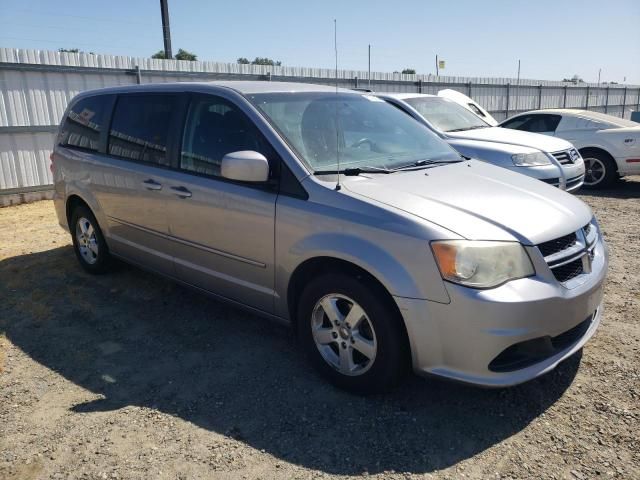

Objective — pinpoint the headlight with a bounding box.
[511,152,551,166]
[431,240,534,288]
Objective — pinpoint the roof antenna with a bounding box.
[334,18,341,191]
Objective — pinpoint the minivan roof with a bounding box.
[75,81,353,98]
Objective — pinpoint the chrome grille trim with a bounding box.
[552,148,580,165]
[537,222,597,285]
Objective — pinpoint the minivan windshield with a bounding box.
[404,97,490,133]
[248,92,460,172]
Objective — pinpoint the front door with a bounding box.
[166,94,278,313]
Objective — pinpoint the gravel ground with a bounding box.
[1,178,639,480]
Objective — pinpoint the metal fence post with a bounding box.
[468,81,472,97]
[605,86,609,114]
[135,65,141,84]
[637,87,640,112]
[563,85,568,108]
[585,85,590,110]
[621,87,627,118]
[354,76,358,89]
[418,79,423,94]
[538,84,543,109]
[506,83,510,118]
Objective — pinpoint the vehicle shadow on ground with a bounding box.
[578,177,640,199]
[0,246,581,475]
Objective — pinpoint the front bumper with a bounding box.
[509,159,585,192]
[395,235,608,387]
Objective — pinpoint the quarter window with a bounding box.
[108,95,175,166]
[59,95,110,152]
[502,114,561,133]
[180,96,272,177]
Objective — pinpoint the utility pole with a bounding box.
[515,59,521,113]
[435,54,439,76]
[368,44,371,89]
[160,0,173,59]
[597,68,601,86]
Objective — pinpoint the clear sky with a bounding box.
[1,0,639,84]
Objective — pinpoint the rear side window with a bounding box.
[108,95,175,166]
[180,96,274,177]
[59,95,109,152]
[502,114,561,133]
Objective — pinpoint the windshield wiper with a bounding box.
[314,166,393,176]
[446,125,489,132]
[392,158,463,171]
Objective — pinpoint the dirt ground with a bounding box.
[1,179,639,480]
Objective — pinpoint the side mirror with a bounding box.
[220,151,269,183]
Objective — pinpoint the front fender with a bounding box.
[291,232,427,298]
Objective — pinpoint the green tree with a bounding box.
[237,57,250,64]
[175,49,197,61]
[151,49,197,61]
[401,68,416,74]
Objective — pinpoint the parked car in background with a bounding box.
[53,82,607,394]
[437,89,499,126]
[378,93,586,192]
[500,109,640,188]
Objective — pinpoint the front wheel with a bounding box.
[581,151,618,189]
[297,273,408,394]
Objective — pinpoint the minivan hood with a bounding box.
[446,127,572,153]
[343,160,592,244]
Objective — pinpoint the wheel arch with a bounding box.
[65,194,91,230]
[286,256,412,363]
[578,146,618,172]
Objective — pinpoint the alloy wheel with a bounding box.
[75,216,99,265]
[583,157,606,186]
[310,293,377,376]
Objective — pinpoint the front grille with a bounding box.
[538,233,577,257]
[552,148,580,165]
[551,258,584,282]
[552,150,572,164]
[536,222,597,285]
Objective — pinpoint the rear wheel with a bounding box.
[581,150,617,189]
[297,273,408,394]
[70,205,112,274]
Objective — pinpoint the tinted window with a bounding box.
[501,115,531,130]
[59,95,109,152]
[502,114,561,133]
[108,95,175,166]
[180,96,274,177]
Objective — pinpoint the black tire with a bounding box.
[70,204,112,274]
[297,273,409,394]
[581,150,618,189]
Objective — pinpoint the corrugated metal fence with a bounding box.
[1,47,639,198]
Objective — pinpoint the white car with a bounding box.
[378,93,586,192]
[500,109,640,188]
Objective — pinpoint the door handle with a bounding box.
[142,179,162,191]
[170,186,192,198]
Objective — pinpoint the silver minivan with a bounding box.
[52,81,608,394]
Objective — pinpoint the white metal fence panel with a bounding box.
[1,47,639,196]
